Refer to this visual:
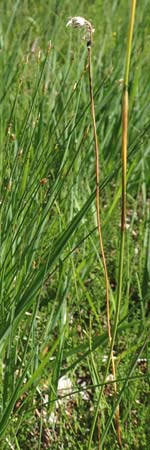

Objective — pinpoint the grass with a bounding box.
[0,0,150,448]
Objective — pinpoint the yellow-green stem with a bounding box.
[88,1,136,448]
[125,0,137,88]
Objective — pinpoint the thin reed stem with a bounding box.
[87,31,121,447]
[88,1,137,447]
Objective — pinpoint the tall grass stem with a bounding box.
[88,1,137,447]
[87,30,120,446]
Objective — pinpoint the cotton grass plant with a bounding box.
[66,14,122,447]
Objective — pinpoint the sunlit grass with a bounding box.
[0,1,150,449]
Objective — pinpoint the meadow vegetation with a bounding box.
[0,0,150,448]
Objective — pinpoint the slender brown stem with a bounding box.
[98,413,101,450]
[87,33,121,447]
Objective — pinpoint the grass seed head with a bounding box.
[66,16,95,39]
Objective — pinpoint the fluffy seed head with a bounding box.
[66,16,95,34]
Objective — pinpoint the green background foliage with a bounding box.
[0,0,150,448]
